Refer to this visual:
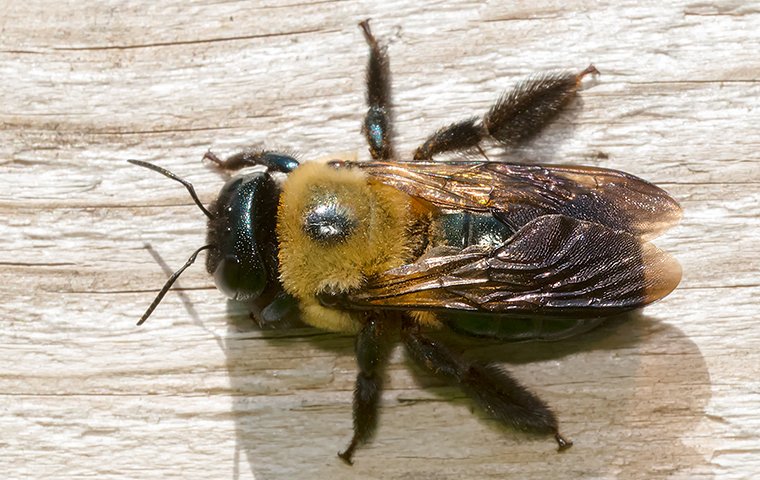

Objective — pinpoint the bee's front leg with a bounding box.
[203,149,299,173]
[338,315,394,465]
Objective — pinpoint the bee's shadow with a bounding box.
[402,312,711,478]
[398,312,657,412]
[221,300,710,478]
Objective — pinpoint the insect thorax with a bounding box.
[275,162,420,332]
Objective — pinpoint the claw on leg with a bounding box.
[555,432,574,451]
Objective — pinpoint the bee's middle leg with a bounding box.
[360,19,395,161]
[338,315,394,465]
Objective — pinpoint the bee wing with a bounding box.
[350,160,681,240]
[328,215,681,315]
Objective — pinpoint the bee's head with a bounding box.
[205,172,279,302]
[128,156,297,325]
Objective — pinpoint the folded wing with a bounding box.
[349,161,681,240]
[330,215,681,316]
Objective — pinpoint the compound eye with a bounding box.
[212,253,267,302]
[302,198,356,244]
[207,172,278,302]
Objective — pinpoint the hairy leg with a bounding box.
[414,66,598,160]
[359,19,395,160]
[401,325,572,450]
[203,150,299,173]
[339,315,396,464]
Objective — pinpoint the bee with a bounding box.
[130,20,682,464]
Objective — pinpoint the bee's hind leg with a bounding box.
[359,19,395,161]
[338,315,395,465]
[413,66,598,160]
[401,324,572,451]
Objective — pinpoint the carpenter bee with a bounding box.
[130,20,682,464]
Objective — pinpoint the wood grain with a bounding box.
[2,1,758,479]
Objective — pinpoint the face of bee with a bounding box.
[275,162,415,331]
[205,172,280,302]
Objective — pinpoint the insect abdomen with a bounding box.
[435,211,515,249]
[444,312,608,342]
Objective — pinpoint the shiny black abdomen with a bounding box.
[437,211,515,249]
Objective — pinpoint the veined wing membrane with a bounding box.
[333,215,681,315]
[344,160,681,240]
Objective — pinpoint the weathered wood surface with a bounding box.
[1,1,758,479]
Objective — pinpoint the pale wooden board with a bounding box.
[2,1,759,479]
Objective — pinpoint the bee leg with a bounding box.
[202,150,299,173]
[359,19,395,160]
[401,326,572,451]
[256,292,302,329]
[483,66,599,148]
[413,66,598,160]
[413,117,487,161]
[338,316,394,465]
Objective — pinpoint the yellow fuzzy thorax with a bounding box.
[276,162,415,332]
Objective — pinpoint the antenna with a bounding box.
[128,159,214,219]
[136,244,215,326]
